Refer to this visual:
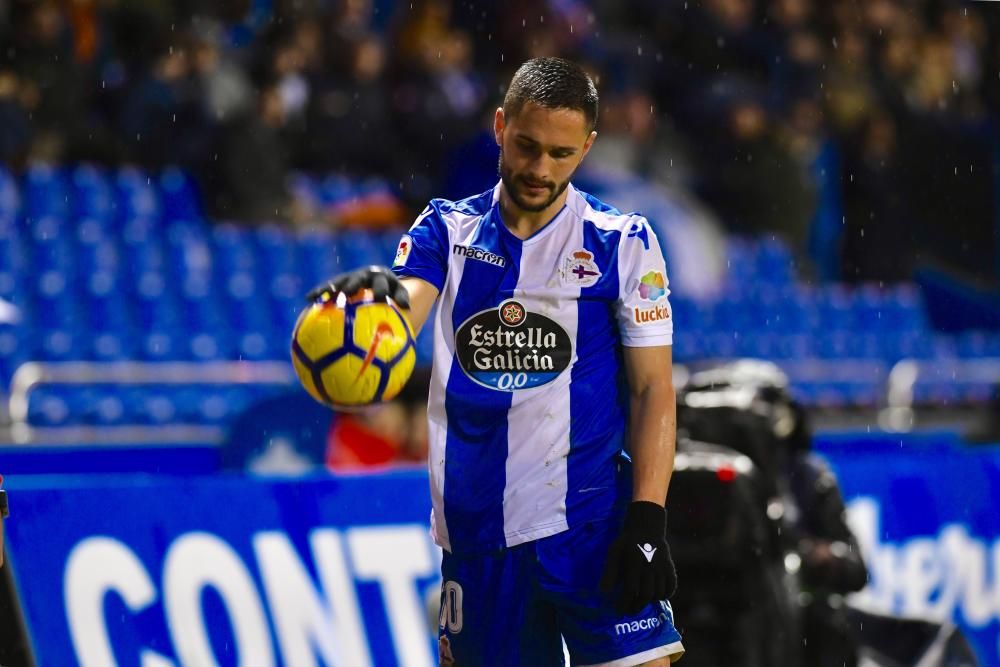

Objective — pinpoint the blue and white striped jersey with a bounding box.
[393,182,673,554]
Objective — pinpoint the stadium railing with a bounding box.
[880,357,1000,432]
[5,360,296,445]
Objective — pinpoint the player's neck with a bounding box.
[498,186,570,240]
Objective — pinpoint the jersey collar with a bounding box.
[493,180,577,246]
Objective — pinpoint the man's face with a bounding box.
[495,102,596,213]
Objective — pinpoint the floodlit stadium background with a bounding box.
[0,0,998,666]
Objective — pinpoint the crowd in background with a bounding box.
[0,0,998,283]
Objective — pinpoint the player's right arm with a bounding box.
[398,277,438,335]
[306,202,447,335]
[390,201,450,334]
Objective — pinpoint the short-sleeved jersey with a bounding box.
[393,182,673,555]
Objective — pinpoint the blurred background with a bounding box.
[0,0,998,666]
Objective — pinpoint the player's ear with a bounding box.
[494,107,506,146]
[581,130,598,159]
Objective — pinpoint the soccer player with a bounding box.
[312,57,683,666]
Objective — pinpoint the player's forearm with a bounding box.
[398,277,439,335]
[628,381,676,506]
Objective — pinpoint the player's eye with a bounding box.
[517,140,538,154]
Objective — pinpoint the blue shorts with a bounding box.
[437,517,685,666]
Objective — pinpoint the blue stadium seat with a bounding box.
[320,173,354,205]
[70,164,114,222]
[24,165,69,220]
[0,326,26,387]
[955,330,1000,358]
[33,329,82,361]
[238,331,283,360]
[337,228,385,267]
[188,332,234,361]
[159,167,201,222]
[31,219,74,265]
[298,228,342,285]
[0,268,23,303]
[142,331,183,361]
[116,167,161,221]
[86,389,131,426]
[89,332,135,362]
[136,389,179,425]
[754,237,796,285]
[0,166,20,220]
[26,387,74,427]
[255,224,299,275]
[269,272,305,307]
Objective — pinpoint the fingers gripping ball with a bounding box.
[291,289,416,408]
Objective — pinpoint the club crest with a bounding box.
[561,249,602,287]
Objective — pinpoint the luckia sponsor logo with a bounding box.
[633,303,671,325]
[633,270,670,325]
[637,271,666,301]
[455,299,571,391]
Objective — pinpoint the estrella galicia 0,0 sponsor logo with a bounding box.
[453,244,506,267]
[455,300,571,391]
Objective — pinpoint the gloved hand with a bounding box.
[306,266,410,308]
[600,501,677,615]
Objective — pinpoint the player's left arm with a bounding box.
[623,344,676,505]
[601,217,679,613]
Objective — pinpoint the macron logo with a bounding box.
[638,543,656,563]
[615,613,667,635]
[453,244,506,267]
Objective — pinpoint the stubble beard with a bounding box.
[498,149,571,213]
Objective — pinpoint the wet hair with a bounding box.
[503,57,599,131]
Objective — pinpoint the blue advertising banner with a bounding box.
[815,434,1000,667]
[3,433,999,666]
[4,472,441,667]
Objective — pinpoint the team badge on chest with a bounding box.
[561,249,602,288]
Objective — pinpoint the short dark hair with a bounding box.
[503,58,599,131]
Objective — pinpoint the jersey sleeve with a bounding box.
[616,216,674,347]
[391,202,449,291]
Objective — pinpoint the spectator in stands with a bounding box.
[190,26,253,124]
[698,88,818,252]
[302,34,395,176]
[0,70,33,166]
[326,369,430,471]
[119,35,210,169]
[8,0,86,162]
[840,110,914,282]
[210,78,305,224]
[0,477,6,569]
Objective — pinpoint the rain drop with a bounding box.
[832,36,839,49]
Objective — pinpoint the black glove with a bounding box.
[600,501,677,615]
[305,266,410,308]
